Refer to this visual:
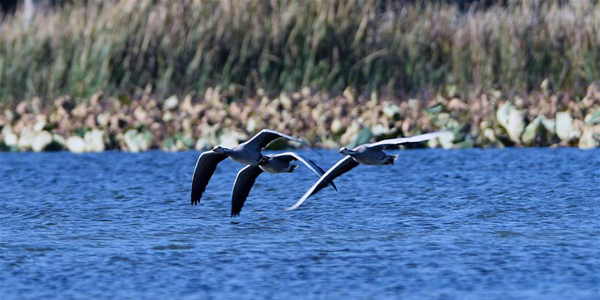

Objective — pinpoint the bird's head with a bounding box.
[339,147,350,155]
[211,146,225,154]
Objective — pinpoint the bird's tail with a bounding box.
[288,164,299,172]
[386,155,399,165]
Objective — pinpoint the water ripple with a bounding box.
[0,148,599,300]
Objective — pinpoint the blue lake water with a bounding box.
[1,148,599,300]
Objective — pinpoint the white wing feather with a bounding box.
[273,152,322,176]
[284,156,358,211]
[367,132,442,149]
[243,129,308,150]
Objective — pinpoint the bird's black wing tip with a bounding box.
[330,181,338,192]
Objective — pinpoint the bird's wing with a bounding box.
[367,132,442,150]
[243,129,308,150]
[284,156,359,211]
[191,151,228,205]
[273,152,338,191]
[231,165,264,217]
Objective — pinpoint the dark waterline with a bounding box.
[1,148,599,300]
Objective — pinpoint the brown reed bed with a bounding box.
[1,0,598,103]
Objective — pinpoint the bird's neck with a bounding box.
[258,155,270,165]
[345,150,359,156]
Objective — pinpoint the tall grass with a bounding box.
[1,0,598,103]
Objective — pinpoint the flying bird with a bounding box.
[191,129,309,205]
[284,132,442,211]
[230,152,337,217]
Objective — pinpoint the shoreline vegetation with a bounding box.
[2,1,598,101]
[1,1,599,152]
[1,84,599,152]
